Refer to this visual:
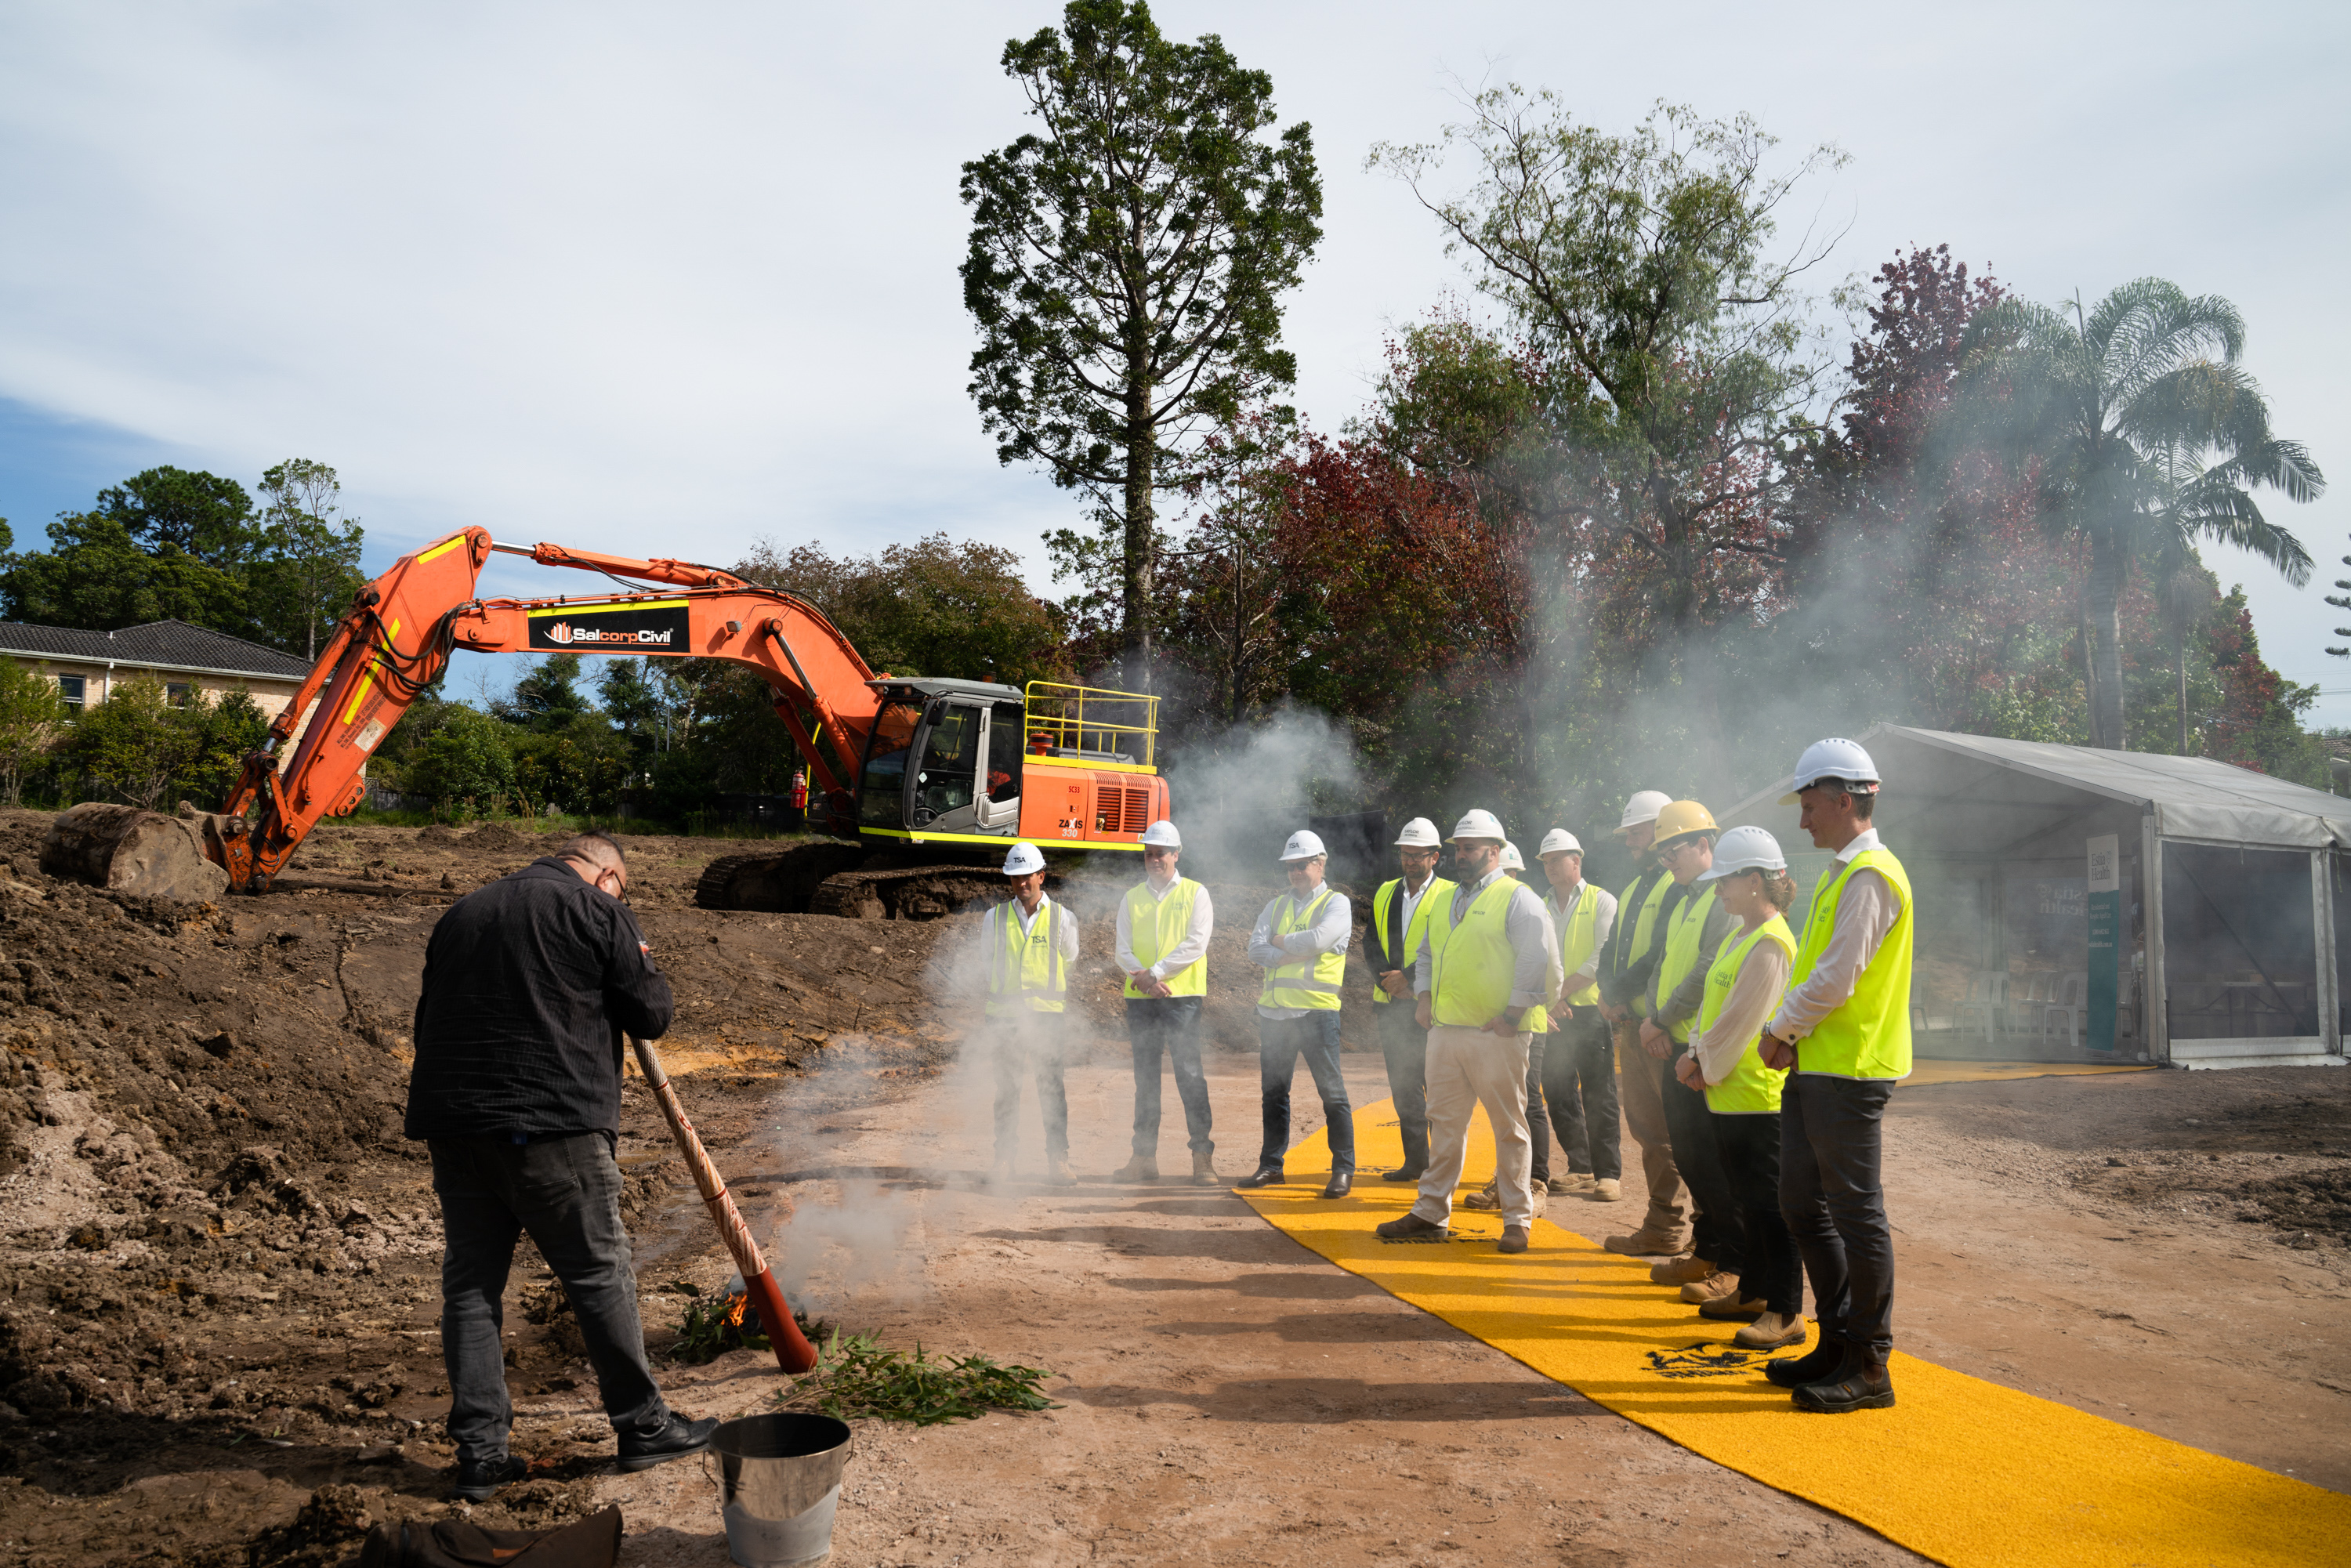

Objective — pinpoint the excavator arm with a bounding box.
[214,528,887,890]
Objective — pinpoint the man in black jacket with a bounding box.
[408,832,713,1500]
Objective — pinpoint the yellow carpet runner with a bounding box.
[1237,1100,2347,1568]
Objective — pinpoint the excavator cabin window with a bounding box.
[912,702,980,821]
[857,698,922,830]
[987,701,1023,802]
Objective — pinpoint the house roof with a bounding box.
[0,619,313,682]
[1719,723,2351,854]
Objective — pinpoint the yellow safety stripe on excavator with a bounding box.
[1022,753,1160,776]
[860,827,1145,853]
[523,597,689,617]
[340,618,400,725]
[414,534,469,564]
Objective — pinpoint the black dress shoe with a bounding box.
[451,1454,528,1501]
[1382,1165,1425,1182]
[1319,1169,1353,1199]
[1765,1335,1847,1389]
[1233,1166,1286,1190]
[617,1412,720,1472]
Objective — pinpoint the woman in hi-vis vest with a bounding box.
[1675,826,1804,1352]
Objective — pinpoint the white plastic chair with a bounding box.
[1954,970,2005,1045]
[2043,972,2088,1052]
[2004,972,2050,1042]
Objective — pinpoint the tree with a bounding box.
[0,513,248,632]
[252,459,366,658]
[0,661,68,806]
[92,466,256,567]
[961,0,1321,686]
[1958,278,2324,748]
[497,653,594,732]
[403,706,517,815]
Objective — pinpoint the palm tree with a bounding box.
[1958,278,2324,749]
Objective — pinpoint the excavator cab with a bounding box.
[855,677,1167,853]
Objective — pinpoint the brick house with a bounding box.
[0,619,314,718]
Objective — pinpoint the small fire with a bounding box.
[724,1292,751,1329]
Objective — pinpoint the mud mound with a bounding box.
[458,822,531,854]
[2236,1165,2351,1247]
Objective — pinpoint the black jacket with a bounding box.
[405,858,674,1143]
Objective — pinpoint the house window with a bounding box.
[166,682,193,707]
[56,675,85,710]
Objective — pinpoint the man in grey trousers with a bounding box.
[406,831,716,1500]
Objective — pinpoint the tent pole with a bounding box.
[2141,814,2168,1065]
[2312,852,2340,1058]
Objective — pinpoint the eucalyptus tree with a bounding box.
[1959,278,2323,751]
[960,0,1320,686]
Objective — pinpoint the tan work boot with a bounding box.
[1733,1312,1808,1350]
[1699,1292,1767,1321]
[1681,1271,1743,1305]
[1110,1155,1159,1183]
[1497,1225,1529,1255]
[1603,1224,1689,1256]
[1461,1180,1502,1211]
[1045,1158,1074,1186]
[1650,1255,1718,1287]
[1549,1173,1596,1195]
[989,1158,1015,1185]
[1189,1151,1219,1187]
[1588,1178,1622,1201]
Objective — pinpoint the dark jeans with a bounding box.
[1713,1110,1802,1316]
[991,1013,1068,1161]
[1127,996,1213,1157]
[429,1134,670,1465]
[1658,1052,1744,1275]
[1525,1035,1582,1183]
[1780,1074,1896,1356]
[1548,1012,1621,1182]
[1374,1001,1430,1172]
[1257,1011,1355,1174]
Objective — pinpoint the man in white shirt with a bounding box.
[1238,831,1355,1198]
[1113,820,1218,1185]
[979,842,1081,1185]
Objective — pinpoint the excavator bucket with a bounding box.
[43,802,231,903]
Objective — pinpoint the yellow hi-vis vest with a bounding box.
[1258,889,1345,1011]
[1617,868,1675,1018]
[1791,847,1914,1080]
[985,897,1067,1016]
[1425,876,1525,1030]
[1554,882,1603,1007]
[1653,885,1720,1045]
[1122,877,1207,998]
[1368,875,1453,1005]
[1697,914,1798,1114]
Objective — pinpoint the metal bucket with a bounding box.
[710,1413,853,1567]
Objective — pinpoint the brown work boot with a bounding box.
[1604,1225,1689,1256]
[1733,1313,1808,1351]
[1699,1292,1768,1321]
[988,1157,1015,1185]
[1650,1255,1717,1287]
[1461,1180,1502,1211]
[1680,1270,1743,1305]
[1549,1173,1596,1195]
[1497,1225,1529,1255]
[1045,1158,1074,1186]
[1110,1155,1158,1183]
[1588,1178,1622,1201]
[1376,1212,1448,1240]
[1189,1151,1219,1187]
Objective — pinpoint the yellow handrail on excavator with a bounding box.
[1022,681,1158,771]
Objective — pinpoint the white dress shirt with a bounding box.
[1766,828,1900,1074]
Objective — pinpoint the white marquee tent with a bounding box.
[1719,725,2351,1070]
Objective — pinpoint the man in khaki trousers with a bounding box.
[1596,791,1692,1256]
[1373,810,1559,1255]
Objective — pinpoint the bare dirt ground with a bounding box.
[0,809,2344,1566]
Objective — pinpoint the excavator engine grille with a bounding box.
[1096,779,1150,835]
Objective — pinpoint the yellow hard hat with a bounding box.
[1651,799,1719,846]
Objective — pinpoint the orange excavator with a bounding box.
[49,527,1167,907]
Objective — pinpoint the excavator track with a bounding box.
[694,841,1020,920]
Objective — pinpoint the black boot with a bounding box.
[1382,1165,1425,1182]
[1234,1166,1286,1190]
[1793,1349,1895,1414]
[1320,1168,1353,1200]
[1763,1334,1846,1389]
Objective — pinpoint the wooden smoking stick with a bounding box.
[629,1036,819,1374]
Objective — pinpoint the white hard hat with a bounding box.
[1002,842,1046,876]
[1614,790,1672,835]
[1701,824,1788,882]
[1140,820,1182,849]
[1500,842,1525,872]
[1393,816,1442,849]
[1447,808,1506,844]
[1780,737,1882,805]
[1538,828,1583,858]
[1278,829,1328,863]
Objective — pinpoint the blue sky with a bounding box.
[3,2,2346,718]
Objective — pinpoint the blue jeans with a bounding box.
[1257,1011,1354,1174]
[1127,996,1213,1157]
[429,1133,672,1465]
